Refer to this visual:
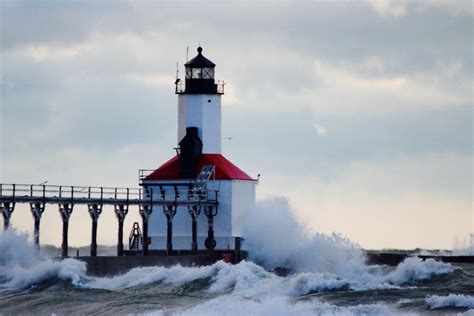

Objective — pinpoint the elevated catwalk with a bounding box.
[0,176,243,263]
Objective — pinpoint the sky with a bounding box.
[0,0,472,250]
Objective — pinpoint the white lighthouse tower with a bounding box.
[140,47,256,254]
[177,46,222,154]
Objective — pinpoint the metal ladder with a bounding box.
[129,222,142,250]
[190,165,215,200]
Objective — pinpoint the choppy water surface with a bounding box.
[1,235,473,315]
[1,199,473,315]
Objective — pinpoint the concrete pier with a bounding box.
[76,251,248,276]
[366,252,474,266]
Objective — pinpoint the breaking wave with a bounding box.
[148,296,413,316]
[425,294,474,309]
[84,257,455,294]
[0,197,466,315]
[241,197,367,279]
[0,230,88,292]
[0,232,456,297]
[383,257,456,285]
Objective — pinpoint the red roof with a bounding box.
[144,154,256,181]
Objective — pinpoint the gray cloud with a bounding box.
[2,1,471,70]
[0,1,471,248]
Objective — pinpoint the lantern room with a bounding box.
[176,47,223,95]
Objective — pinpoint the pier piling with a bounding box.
[1,201,15,231]
[114,204,128,256]
[204,205,217,252]
[139,204,152,256]
[163,204,177,255]
[59,203,74,257]
[29,202,45,250]
[88,204,103,257]
[188,205,201,254]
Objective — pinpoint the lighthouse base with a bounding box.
[76,250,247,276]
[149,235,238,251]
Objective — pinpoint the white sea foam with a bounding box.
[396,298,415,306]
[240,197,456,287]
[0,198,457,295]
[85,263,218,290]
[383,257,456,285]
[425,294,474,309]
[205,261,357,297]
[85,260,356,296]
[146,295,415,316]
[0,230,88,292]
[241,197,367,279]
[0,198,462,316]
[83,257,454,300]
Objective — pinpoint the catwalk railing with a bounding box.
[0,183,219,258]
[174,80,225,94]
[0,183,218,206]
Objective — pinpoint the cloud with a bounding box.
[4,43,95,61]
[228,55,470,116]
[366,0,408,18]
[365,0,473,18]
[126,73,175,87]
[308,58,470,116]
[313,123,327,136]
[1,1,471,249]
[426,0,474,15]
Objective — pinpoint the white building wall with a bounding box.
[231,180,256,235]
[143,179,255,251]
[178,94,221,154]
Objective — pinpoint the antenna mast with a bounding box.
[176,62,179,79]
[186,47,189,62]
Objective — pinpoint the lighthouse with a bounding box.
[140,47,256,254]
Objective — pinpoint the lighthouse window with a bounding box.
[202,68,214,79]
[192,68,202,79]
[185,68,192,79]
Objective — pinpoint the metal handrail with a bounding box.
[129,222,142,250]
[175,81,185,93]
[217,80,225,94]
[138,169,156,182]
[175,80,225,94]
[0,183,219,205]
[0,183,140,199]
